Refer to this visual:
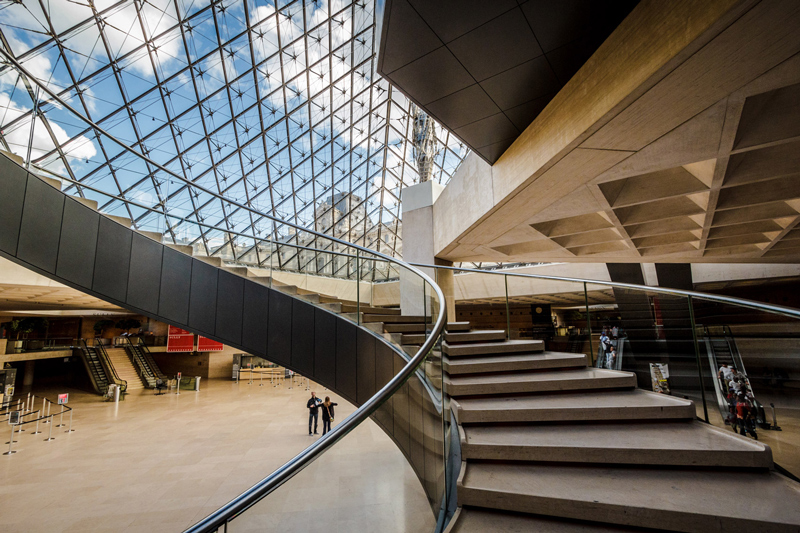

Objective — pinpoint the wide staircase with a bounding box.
[105,348,145,391]
[435,325,800,532]
[4,152,800,531]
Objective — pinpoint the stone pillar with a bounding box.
[400,181,455,321]
[23,360,35,388]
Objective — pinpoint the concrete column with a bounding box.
[23,360,35,388]
[400,181,454,319]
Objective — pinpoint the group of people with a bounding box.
[599,326,621,369]
[718,364,759,439]
[307,391,338,435]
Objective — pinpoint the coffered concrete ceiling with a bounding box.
[431,0,800,264]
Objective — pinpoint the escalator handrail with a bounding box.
[410,262,800,320]
[91,339,128,393]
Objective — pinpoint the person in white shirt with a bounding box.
[718,364,734,392]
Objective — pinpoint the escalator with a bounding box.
[123,337,166,388]
[595,335,627,371]
[78,340,110,395]
[702,325,769,428]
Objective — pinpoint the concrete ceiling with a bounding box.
[431,0,800,264]
[378,0,637,163]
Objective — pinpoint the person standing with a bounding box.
[307,392,322,435]
[320,396,338,436]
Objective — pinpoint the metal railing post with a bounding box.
[688,295,710,424]
[504,275,511,340]
[65,409,74,433]
[356,249,361,325]
[584,282,594,366]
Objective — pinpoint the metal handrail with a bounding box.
[3,50,448,531]
[411,262,800,320]
[185,274,446,532]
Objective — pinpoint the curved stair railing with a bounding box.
[0,53,453,532]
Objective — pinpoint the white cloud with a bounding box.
[0,92,97,175]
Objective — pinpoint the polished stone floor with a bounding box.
[0,377,434,533]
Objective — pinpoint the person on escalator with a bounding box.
[606,347,617,370]
[735,393,758,439]
[718,364,734,393]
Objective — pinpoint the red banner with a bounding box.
[198,336,224,352]
[167,326,194,352]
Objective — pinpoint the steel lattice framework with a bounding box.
[0,0,468,262]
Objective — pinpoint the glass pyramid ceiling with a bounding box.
[0,0,468,260]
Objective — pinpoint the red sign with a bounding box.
[198,336,224,352]
[167,326,194,352]
[57,393,69,405]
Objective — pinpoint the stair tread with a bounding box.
[459,463,800,531]
[444,339,545,356]
[445,352,586,368]
[450,507,636,533]
[449,368,635,397]
[444,329,506,342]
[456,389,695,423]
[450,367,629,384]
[462,421,771,467]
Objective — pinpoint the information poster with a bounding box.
[198,336,224,352]
[167,326,194,352]
[649,363,670,394]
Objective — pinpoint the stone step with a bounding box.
[458,463,800,532]
[321,302,342,313]
[444,352,587,376]
[105,214,132,227]
[447,322,471,332]
[382,322,469,333]
[274,284,298,296]
[34,173,63,190]
[448,368,635,397]
[298,293,320,304]
[405,328,505,345]
[166,243,193,255]
[443,339,544,357]
[136,230,163,242]
[340,304,401,315]
[444,329,506,344]
[363,314,426,323]
[73,196,99,210]
[447,507,639,533]
[454,389,695,424]
[461,421,772,467]
[222,266,248,276]
[194,255,224,267]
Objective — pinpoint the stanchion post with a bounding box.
[31,411,41,435]
[65,409,74,433]
[260,370,263,387]
[57,409,65,428]
[3,424,16,455]
[44,415,55,441]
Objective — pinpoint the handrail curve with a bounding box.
[0,52,451,532]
